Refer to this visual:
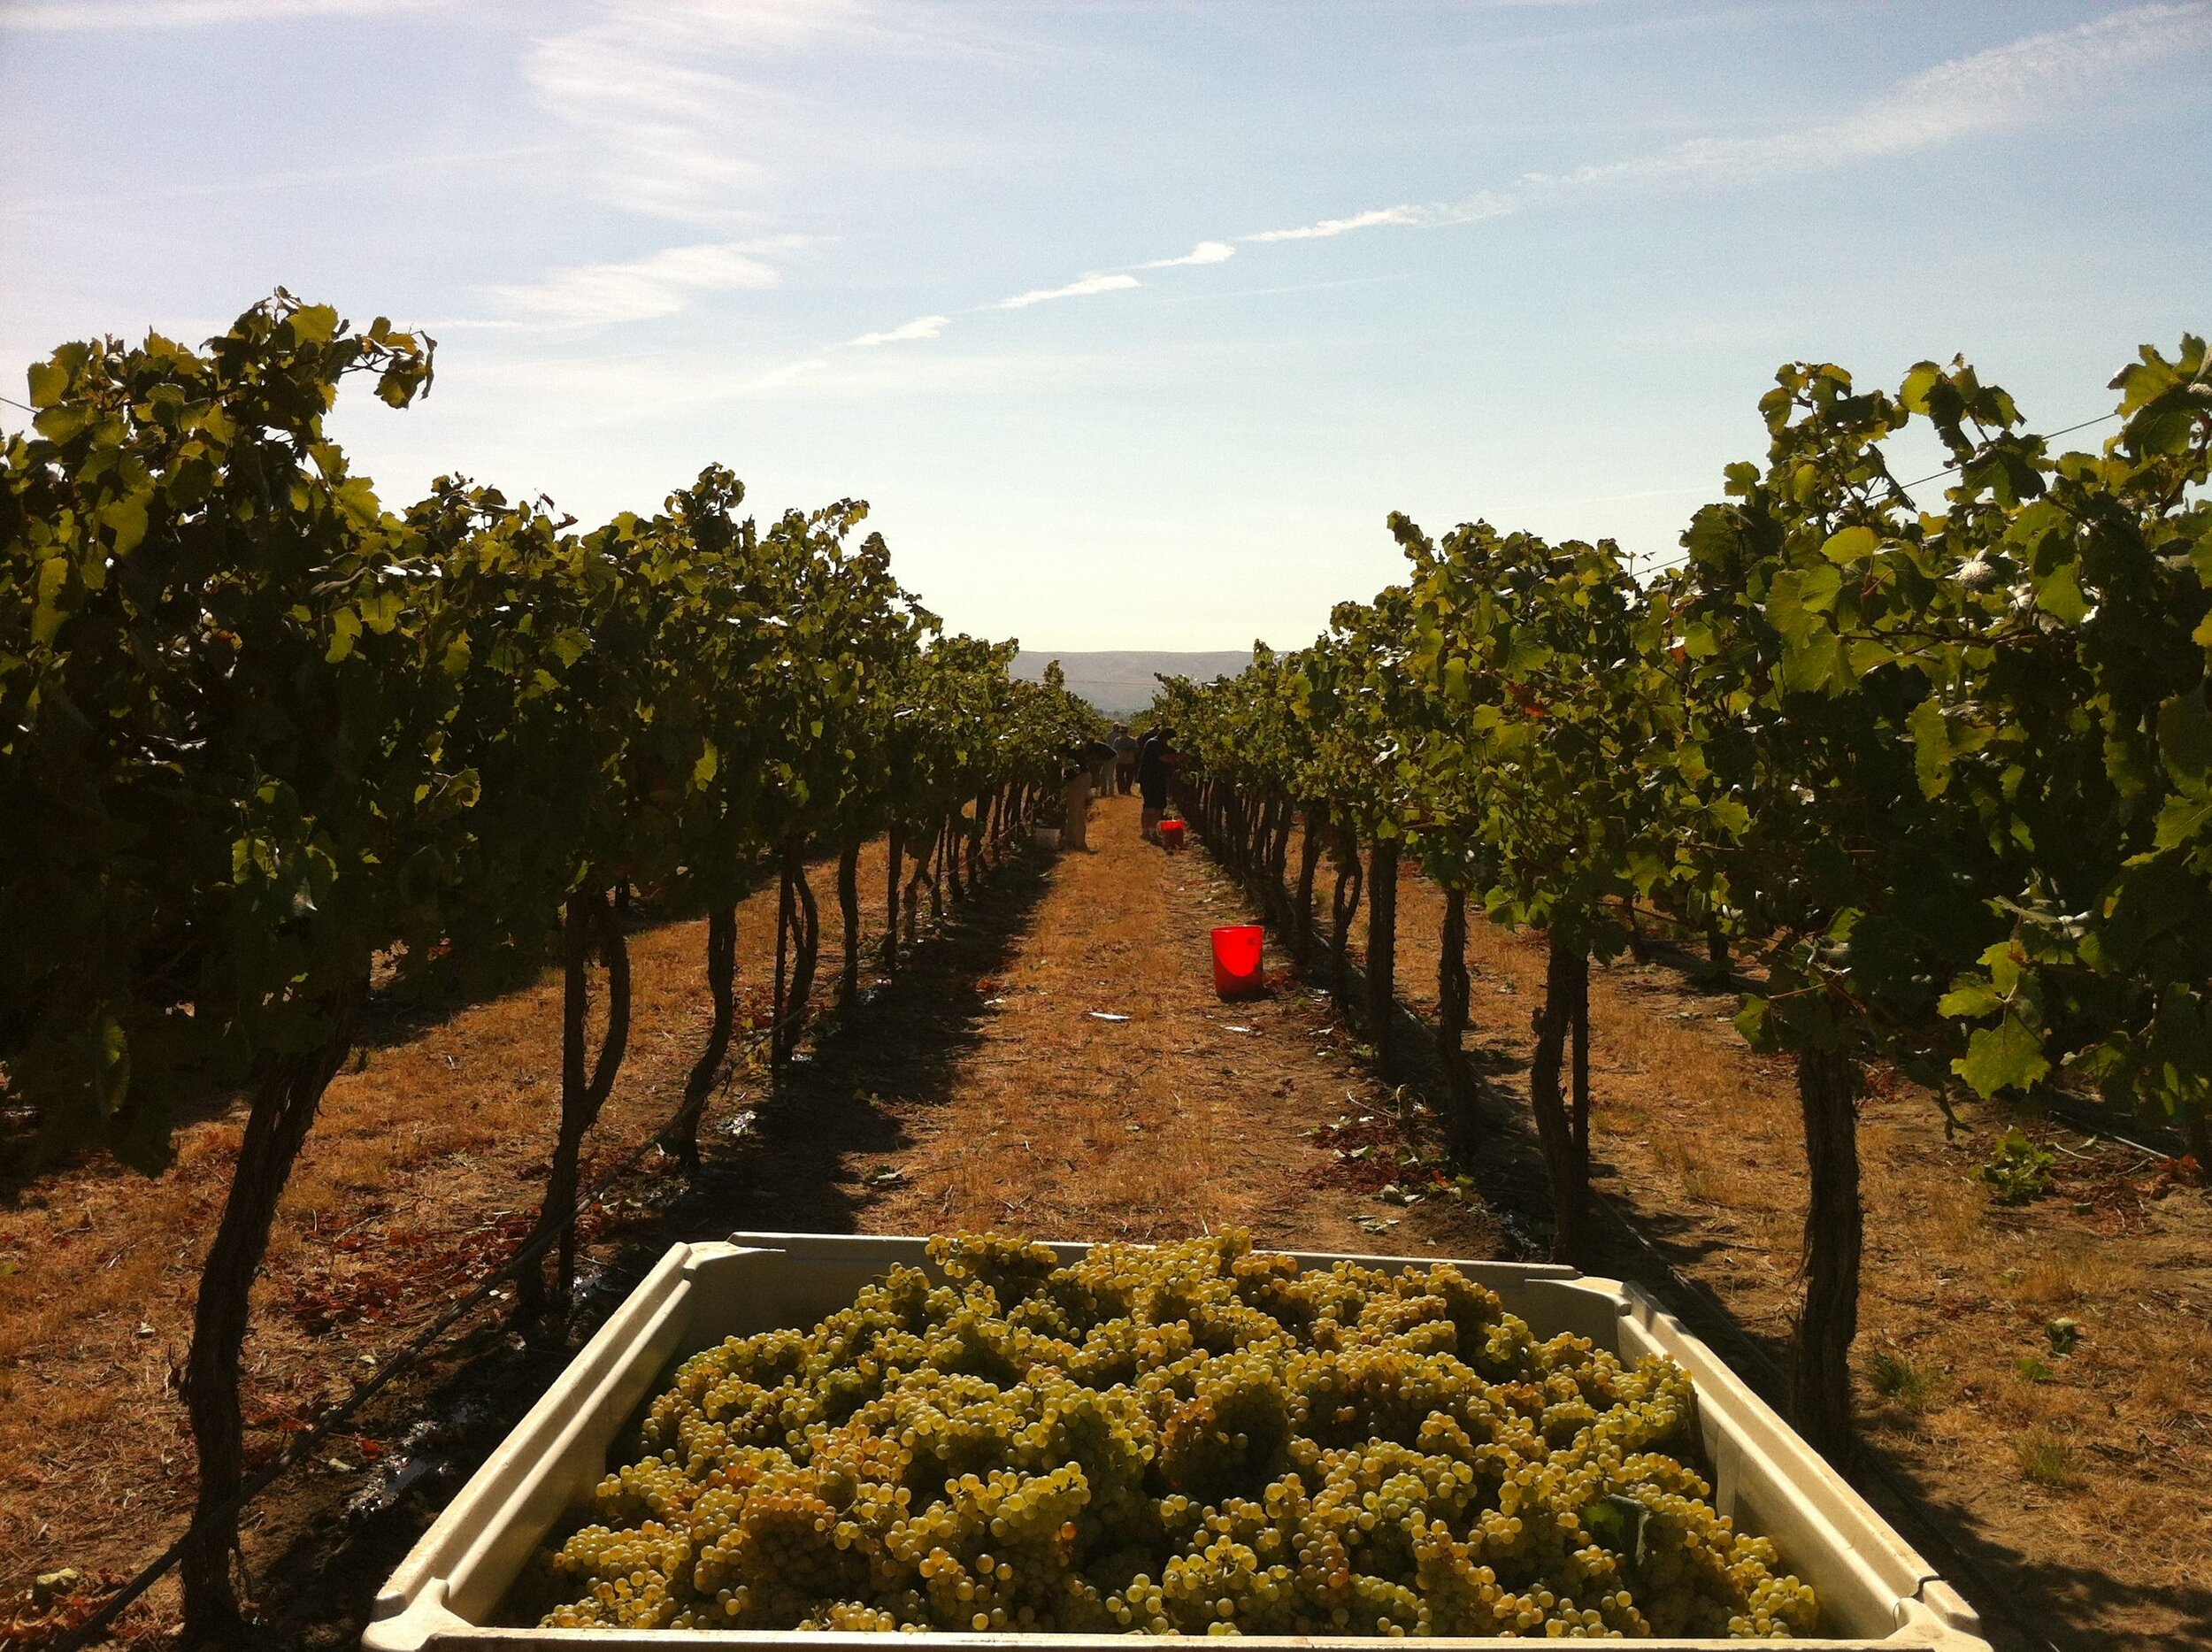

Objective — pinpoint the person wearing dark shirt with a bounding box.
[1136,726,1175,842]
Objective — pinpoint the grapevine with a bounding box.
[0,292,1100,1634]
[1164,334,2212,1457]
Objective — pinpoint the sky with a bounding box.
[2,1,2208,650]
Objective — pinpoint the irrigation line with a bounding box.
[1895,411,2121,490]
[2024,1100,2179,1164]
[1633,410,2126,580]
[54,830,1023,1652]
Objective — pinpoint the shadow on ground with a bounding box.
[660,844,1057,1239]
[234,843,1056,1651]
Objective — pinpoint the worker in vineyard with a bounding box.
[1110,723,1140,794]
[1062,737,1117,851]
[1137,726,1177,842]
[1060,756,1092,852]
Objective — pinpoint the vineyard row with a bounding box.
[0,292,1101,1640]
[1156,335,2212,1462]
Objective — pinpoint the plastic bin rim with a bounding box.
[364,1232,1990,1652]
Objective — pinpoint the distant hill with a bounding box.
[1012,649,1256,718]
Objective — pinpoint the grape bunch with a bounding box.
[529,1232,1819,1638]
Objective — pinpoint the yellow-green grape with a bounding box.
[534,1230,1818,1637]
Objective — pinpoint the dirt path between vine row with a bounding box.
[851,791,1506,1257]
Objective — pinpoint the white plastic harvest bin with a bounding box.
[365,1233,1991,1650]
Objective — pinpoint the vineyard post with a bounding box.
[1293,802,1326,968]
[1329,819,1363,1010]
[1571,957,1592,1162]
[772,860,795,1065]
[1789,1047,1863,1456]
[1436,886,1479,1155]
[881,824,903,971]
[1528,935,1594,1264]
[1266,800,1291,920]
[908,836,933,936]
[1701,923,1732,987]
[787,849,821,1045]
[521,888,632,1321]
[837,841,863,1004]
[1365,835,1401,1079]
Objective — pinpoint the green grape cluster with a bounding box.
[531,1232,1818,1638]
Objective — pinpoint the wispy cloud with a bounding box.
[1138,240,1236,268]
[810,8,2207,380]
[1245,204,1478,242]
[1545,1,2212,192]
[388,3,2212,416]
[0,0,445,26]
[489,241,785,328]
[994,273,1141,310]
[846,314,951,347]
[1240,4,2212,242]
[523,0,982,226]
[1847,2,2209,154]
[526,27,768,227]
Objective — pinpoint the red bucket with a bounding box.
[1211,924,1265,999]
[1159,818,1186,852]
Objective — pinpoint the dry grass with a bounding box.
[2014,1428,2084,1489]
[2013,1243,2128,1309]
